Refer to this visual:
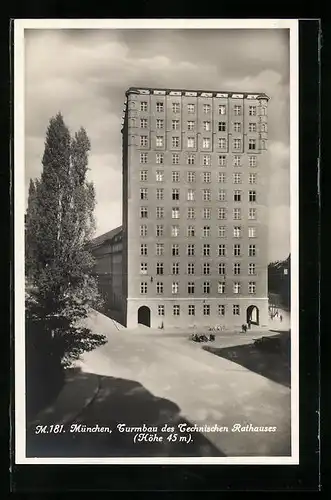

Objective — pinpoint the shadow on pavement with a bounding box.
[26,367,225,458]
[204,331,291,388]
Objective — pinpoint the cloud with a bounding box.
[24,28,291,261]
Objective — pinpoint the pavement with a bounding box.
[26,308,291,458]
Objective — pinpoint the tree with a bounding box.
[25,113,105,370]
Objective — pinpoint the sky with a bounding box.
[24,27,291,262]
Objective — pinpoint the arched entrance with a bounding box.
[137,306,151,327]
[247,305,259,326]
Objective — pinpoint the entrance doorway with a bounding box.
[137,306,151,327]
[246,305,259,326]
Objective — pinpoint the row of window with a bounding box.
[140,281,257,295]
[139,240,257,256]
[137,119,267,133]
[157,303,243,316]
[140,240,257,256]
[139,136,262,150]
[140,153,259,166]
[140,187,257,201]
[141,208,257,222]
[139,101,266,116]
[141,262,257,275]
[140,170,259,184]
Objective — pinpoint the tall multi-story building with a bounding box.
[120,86,270,329]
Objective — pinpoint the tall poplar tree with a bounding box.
[25,113,105,366]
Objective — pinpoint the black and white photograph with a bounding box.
[14,19,299,464]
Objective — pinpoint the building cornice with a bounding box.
[125,87,270,100]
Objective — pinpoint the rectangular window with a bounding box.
[249,155,257,167]
[156,282,164,294]
[187,263,195,275]
[172,207,180,219]
[203,208,211,219]
[140,170,148,182]
[234,122,241,133]
[218,208,226,220]
[172,120,180,130]
[218,122,226,132]
[203,304,210,316]
[140,207,148,219]
[156,102,164,112]
[249,139,257,150]
[249,122,257,133]
[234,190,241,202]
[187,120,195,131]
[218,282,225,294]
[233,263,241,275]
[218,155,227,166]
[249,190,257,202]
[233,305,240,315]
[156,119,164,129]
[249,173,257,184]
[158,305,165,316]
[203,121,211,131]
[156,207,164,219]
[234,105,242,116]
[249,105,257,116]
[203,138,211,149]
[233,282,241,294]
[140,282,148,294]
[234,244,241,257]
[140,101,147,112]
[187,281,195,294]
[233,138,241,150]
[172,153,179,164]
[187,207,195,219]
[156,136,164,147]
[248,227,257,238]
[249,208,257,220]
[203,154,211,166]
[203,281,210,294]
[233,226,241,238]
[218,189,226,201]
[140,262,147,274]
[172,244,179,256]
[188,104,195,113]
[203,189,211,201]
[156,170,164,182]
[156,225,163,237]
[188,305,195,316]
[187,154,195,165]
[218,244,226,257]
[187,188,195,201]
[140,188,148,200]
[233,208,241,220]
[156,262,164,275]
[233,155,241,167]
[156,188,164,200]
[172,283,179,295]
[140,152,148,163]
[187,225,195,237]
[203,225,211,238]
[203,104,211,113]
[249,263,256,275]
[172,136,180,148]
[203,244,210,257]
[172,262,179,275]
[218,226,226,238]
[187,171,196,183]
[233,173,241,184]
[203,262,210,275]
[171,225,179,237]
[218,263,226,275]
[156,153,164,164]
[156,243,164,256]
[172,102,180,113]
[249,282,256,294]
[172,171,180,182]
[219,104,226,115]
[218,138,226,149]
[140,225,147,237]
[249,244,256,257]
[173,305,180,316]
[218,304,225,316]
[203,172,211,183]
[218,172,226,183]
[140,136,148,147]
[172,188,180,201]
[187,244,195,256]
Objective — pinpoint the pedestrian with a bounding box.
[280,314,283,322]
[242,323,247,333]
